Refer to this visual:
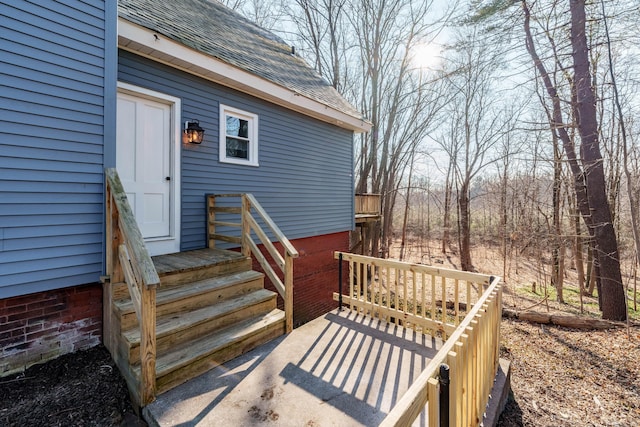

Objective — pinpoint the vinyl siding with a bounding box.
[0,1,114,299]
[118,51,355,251]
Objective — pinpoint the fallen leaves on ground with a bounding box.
[498,319,640,427]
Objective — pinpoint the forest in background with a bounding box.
[221,0,640,322]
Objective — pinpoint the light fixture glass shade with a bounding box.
[184,120,205,144]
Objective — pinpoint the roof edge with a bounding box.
[118,18,371,133]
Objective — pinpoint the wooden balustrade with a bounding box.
[333,252,501,426]
[207,194,299,332]
[104,168,160,406]
[355,193,381,224]
[355,193,381,215]
[333,252,490,339]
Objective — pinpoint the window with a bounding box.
[219,104,258,166]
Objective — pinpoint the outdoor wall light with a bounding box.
[184,119,205,144]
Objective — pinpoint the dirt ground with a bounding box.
[1,241,639,426]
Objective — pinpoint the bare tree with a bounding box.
[437,28,514,271]
[519,0,626,320]
[219,0,285,31]
[286,0,349,90]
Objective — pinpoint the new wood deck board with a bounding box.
[152,248,247,275]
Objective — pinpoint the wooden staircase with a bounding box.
[106,248,286,405]
[104,169,297,407]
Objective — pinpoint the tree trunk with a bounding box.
[502,309,629,330]
[586,244,596,296]
[522,0,626,320]
[459,181,473,271]
[552,137,564,303]
[570,0,626,320]
[399,151,416,260]
[442,162,453,254]
[500,166,508,279]
[574,205,585,312]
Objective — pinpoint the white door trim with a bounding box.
[117,82,181,255]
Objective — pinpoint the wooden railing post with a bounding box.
[284,253,294,333]
[241,195,251,258]
[140,284,157,405]
[494,279,502,372]
[428,377,440,427]
[104,185,120,357]
[208,195,216,249]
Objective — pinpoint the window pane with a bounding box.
[226,116,249,138]
[238,119,249,138]
[226,116,240,136]
[226,137,248,159]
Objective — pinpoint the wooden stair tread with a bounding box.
[152,248,247,276]
[122,289,277,345]
[133,309,285,379]
[113,270,264,315]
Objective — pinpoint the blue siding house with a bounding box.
[0,1,116,298]
[0,0,369,377]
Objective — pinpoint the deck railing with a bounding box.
[355,193,382,224]
[334,252,502,426]
[207,193,299,332]
[104,168,160,406]
[355,193,381,216]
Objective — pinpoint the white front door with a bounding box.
[116,83,181,255]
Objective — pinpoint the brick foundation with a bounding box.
[252,231,349,327]
[0,283,102,377]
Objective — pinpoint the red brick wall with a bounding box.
[252,231,349,326]
[0,283,102,376]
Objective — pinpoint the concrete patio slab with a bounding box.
[143,309,442,426]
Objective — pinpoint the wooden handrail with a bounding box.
[105,168,159,406]
[245,194,299,258]
[207,193,298,332]
[105,169,160,287]
[333,252,501,426]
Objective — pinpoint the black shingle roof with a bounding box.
[118,0,363,120]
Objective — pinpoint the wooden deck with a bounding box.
[143,309,443,426]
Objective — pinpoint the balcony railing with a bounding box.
[355,193,381,223]
[334,252,502,426]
